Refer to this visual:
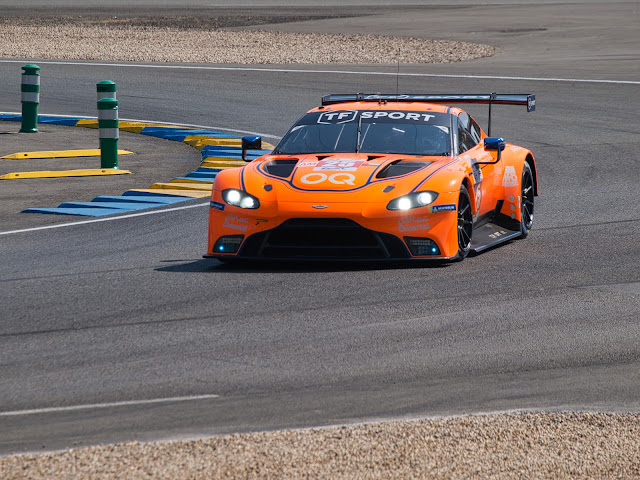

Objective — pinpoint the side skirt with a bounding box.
[470,221,521,253]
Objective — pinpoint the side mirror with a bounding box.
[484,136,505,151]
[478,137,505,164]
[242,135,262,162]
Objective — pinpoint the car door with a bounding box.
[457,112,502,220]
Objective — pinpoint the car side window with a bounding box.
[457,113,477,153]
[468,116,482,145]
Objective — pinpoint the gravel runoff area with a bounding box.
[0,24,495,64]
[2,412,639,479]
[1,13,637,480]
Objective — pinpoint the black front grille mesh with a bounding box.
[239,218,409,259]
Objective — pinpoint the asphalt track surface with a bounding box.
[1,1,639,454]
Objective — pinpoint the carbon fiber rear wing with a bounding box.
[321,93,535,135]
[321,93,536,112]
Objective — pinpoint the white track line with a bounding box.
[0,111,280,139]
[0,394,220,417]
[0,59,638,85]
[0,202,209,236]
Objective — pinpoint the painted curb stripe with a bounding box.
[1,149,133,159]
[93,195,188,205]
[149,182,213,191]
[1,169,131,179]
[23,207,128,216]
[169,177,214,184]
[127,189,211,198]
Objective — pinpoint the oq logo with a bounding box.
[317,110,358,124]
[300,172,356,186]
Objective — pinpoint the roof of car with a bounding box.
[308,102,453,114]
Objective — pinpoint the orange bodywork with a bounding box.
[207,100,537,261]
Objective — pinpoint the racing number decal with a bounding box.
[314,159,364,171]
[300,172,356,185]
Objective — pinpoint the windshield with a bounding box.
[274,110,452,156]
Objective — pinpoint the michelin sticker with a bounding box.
[502,166,518,187]
[429,204,456,213]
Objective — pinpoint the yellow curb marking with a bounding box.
[129,188,211,198]
[1,149,133,159]
[168,178,214,185]
[0,169,131,179]
[149,182,213,191]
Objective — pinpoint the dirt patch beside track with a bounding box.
[0,16,494,64]
[2,412,639,479]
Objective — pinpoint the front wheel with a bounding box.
[456,184,473,260]
[519,161,535,238]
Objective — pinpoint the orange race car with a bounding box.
[205,93,537,262]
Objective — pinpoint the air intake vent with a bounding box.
[264,158,299,178]
[239,218,410,259]
[376,160,431,179]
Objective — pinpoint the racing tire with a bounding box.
[519,161,535,238]
[456,184,473,260]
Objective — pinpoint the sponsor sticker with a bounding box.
[223,214,249,232]
[210,201,225,211]
[317,110,358,124]
[300,172,356,186]
[429,204,457,213]
[502,166,518,187]
[313,159,364,171]
[488,229,508,239]
[360,111,435,122]
[398,215,430,232]
[527,95,536,112]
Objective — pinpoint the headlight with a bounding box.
[221,189,260,209]
[387,191,438,211]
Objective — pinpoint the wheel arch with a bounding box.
[525,153,539,196]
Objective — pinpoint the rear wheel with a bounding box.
[456,185,473,260]
[520,161,534,238]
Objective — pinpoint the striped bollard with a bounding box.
[97,80,116,101]
[20,64,40,133]
[98,98,119,169]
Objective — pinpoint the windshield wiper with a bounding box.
[355,115,362,153]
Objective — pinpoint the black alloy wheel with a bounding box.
[520,161,535,238]
[457,184,473,259]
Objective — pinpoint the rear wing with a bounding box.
[321,93,535,135]
[321,93,535,111]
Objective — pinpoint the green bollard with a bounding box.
[20,64,40,133]
[97,80,116,101]
[98,98,119,169]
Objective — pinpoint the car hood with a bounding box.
[252,153,437,192]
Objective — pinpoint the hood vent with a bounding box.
[376,160,431,179]
[264,158,299,178]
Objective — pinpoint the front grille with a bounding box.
[239,218,409,259]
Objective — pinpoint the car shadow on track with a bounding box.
[155,258,450,273]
